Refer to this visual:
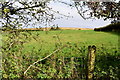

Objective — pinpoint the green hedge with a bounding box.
[94,23,120,32]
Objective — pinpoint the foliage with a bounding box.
[0,0,57,29]
[1,30,120,79]
[73,1,120,21]
[0,0,57,78]
[57,0,120,21]
[94,22,120,31]
[50,25,60,30]
[2,39,120,79]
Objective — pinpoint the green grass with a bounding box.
[23,30,118,53]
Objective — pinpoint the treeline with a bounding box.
[94,23,120,32]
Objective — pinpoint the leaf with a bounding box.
[3,8,10,13]
[32,13,35,16]
[3,74,8,78]
[101,71,107,74]
[18,24,22,27]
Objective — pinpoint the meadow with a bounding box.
[23,30,118,54]
[2,29,120,79]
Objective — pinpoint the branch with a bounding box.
[57,0,74,7]
[75,5,86,20]
[47,7,72,18]
[15,3,44,12]
[24,45,66,75]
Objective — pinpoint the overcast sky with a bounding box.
[2,0,119,29]
[48,0,112,28]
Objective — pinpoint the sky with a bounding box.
[48,0,112,28]
[2,0,119,29]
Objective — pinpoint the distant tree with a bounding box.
[56,24,60,30]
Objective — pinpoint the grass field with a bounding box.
[23,30,118,54]
[2,29,120,79]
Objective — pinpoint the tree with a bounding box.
[73,1,120,21]
[0,0,56,29]
[57,0,120,21]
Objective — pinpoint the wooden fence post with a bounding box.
[87,45,96,80]
[70,57,74,78]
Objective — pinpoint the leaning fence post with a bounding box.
[87,45,96,80]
